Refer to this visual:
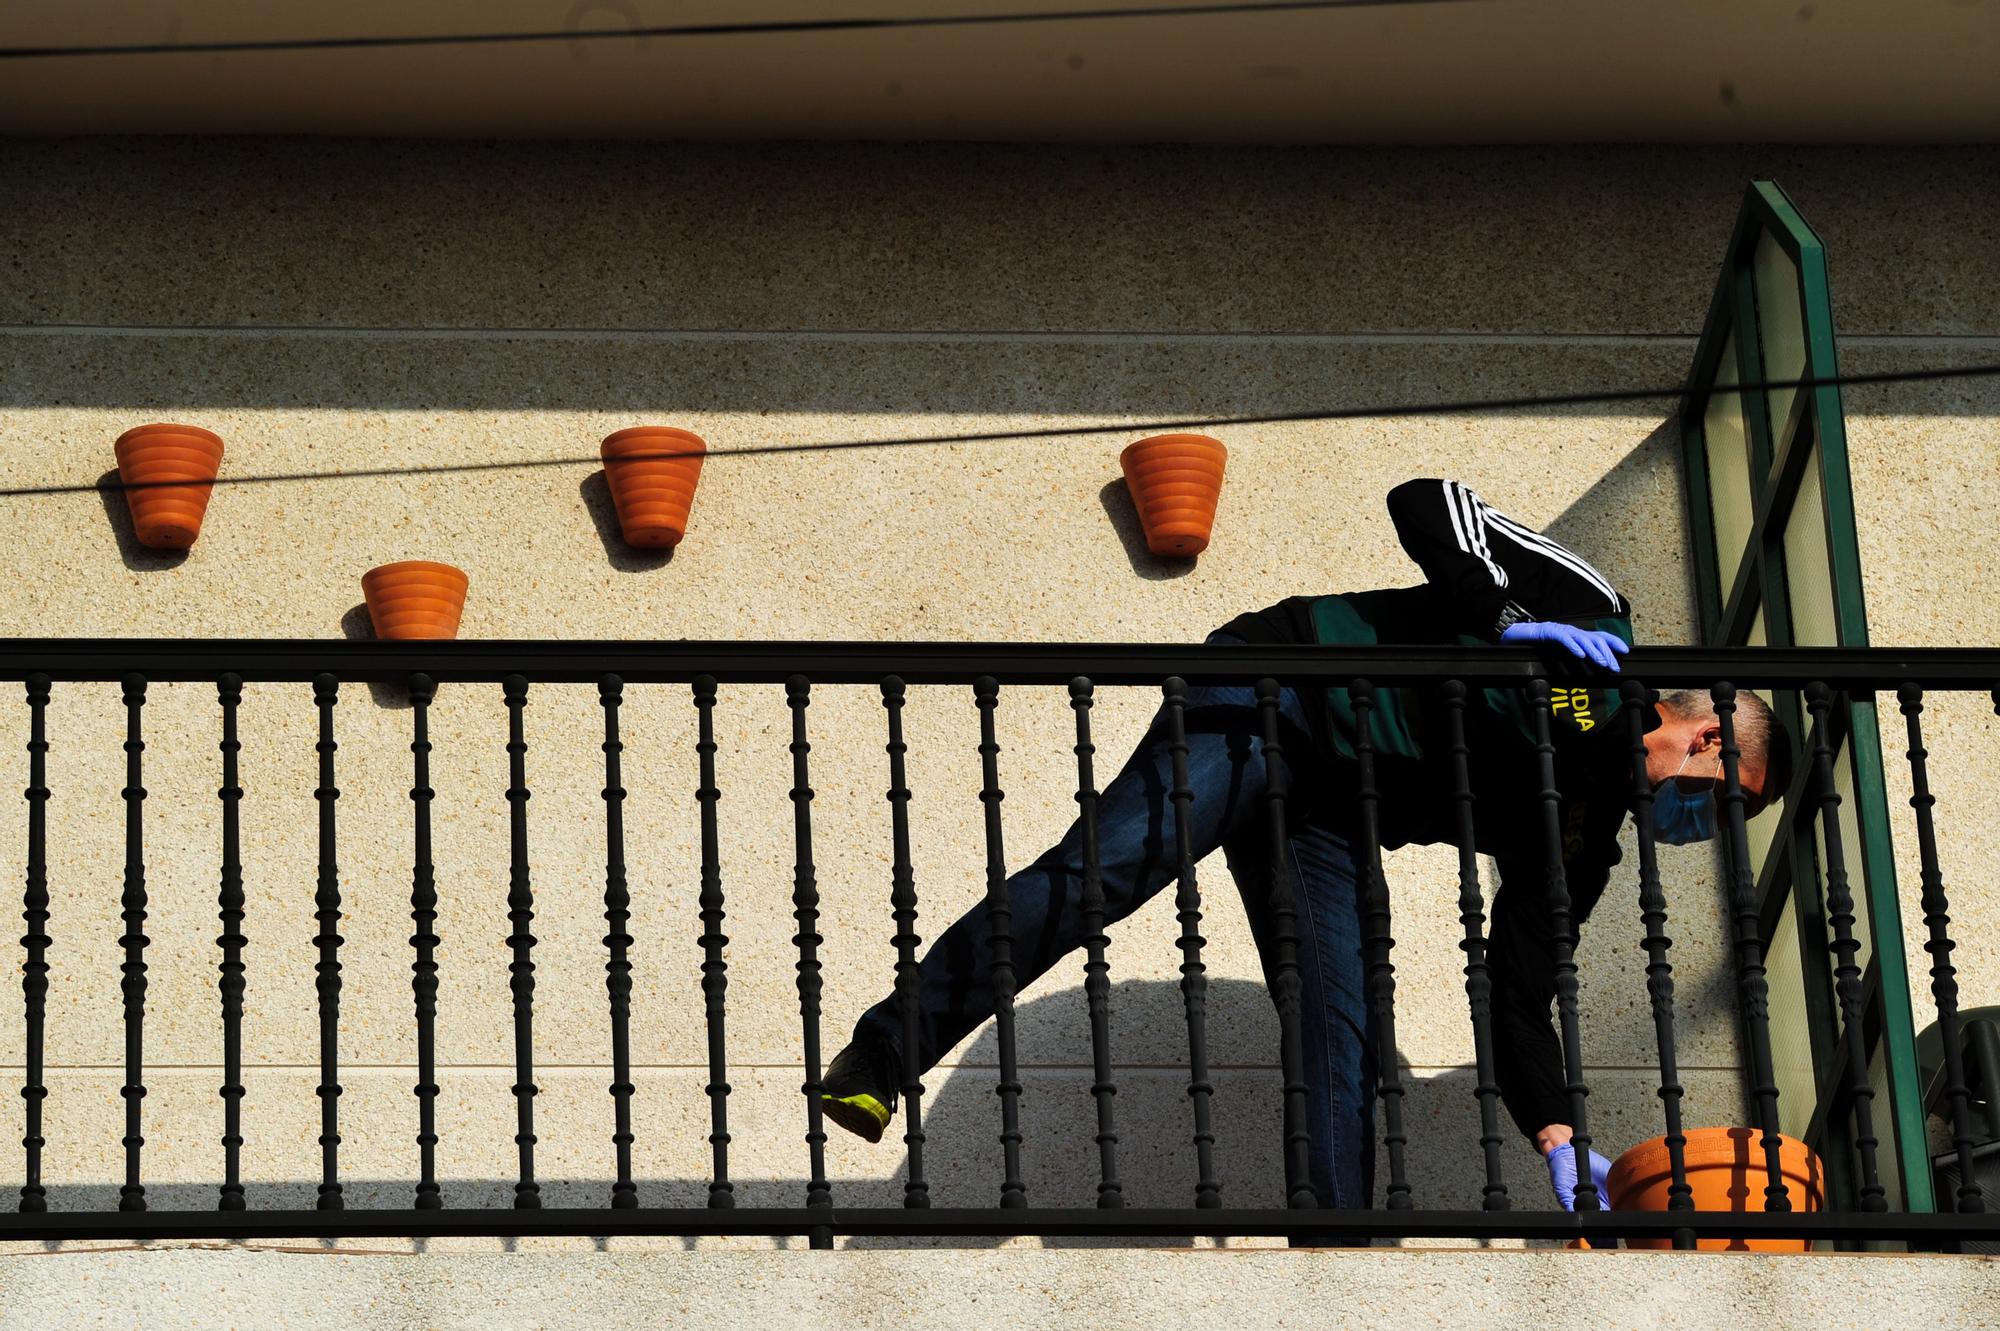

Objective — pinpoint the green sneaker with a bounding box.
[820,1034,902,1145]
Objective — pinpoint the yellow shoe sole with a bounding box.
[822,1092,890,1144]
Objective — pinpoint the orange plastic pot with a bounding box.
[361,562,470,641]
[1120,433,1227,557]
[113,423,225,550]
[1607,1127,1824,1252]
[601,426,707,549]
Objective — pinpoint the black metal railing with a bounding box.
[3,638,1999,1248]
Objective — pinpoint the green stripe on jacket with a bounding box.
[1308,594,1634,760]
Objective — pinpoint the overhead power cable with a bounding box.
[5,361,1993,500]
[0,1,1482,60]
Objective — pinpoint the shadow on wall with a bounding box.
[337,601,418,709]
[94,468,188,572]
[579,470,674,573]
[20,978,1581,1250]
[4,331,1706,418]
[1538,419,1699,639]
[1097,478,1196,582]
[1530,420,1746,1058]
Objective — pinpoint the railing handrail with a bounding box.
[0,639,1996,688]
[1,1203,1997,1245]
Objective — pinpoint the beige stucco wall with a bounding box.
[0,139,1992,1228]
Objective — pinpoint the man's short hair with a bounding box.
[1660,687,1794,808]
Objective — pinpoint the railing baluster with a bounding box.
[786,676,834,1245]
[502,674,541,1209]
[1622,681,1693,1245]
[599,675,639,1209]
[693,675,734,1209]
[1069,677,1124,1209]
[1526,679,1598,1211]
[1711,681,1789,1212]
[1805,683,1887,1211]
[311,673,344,1211]
[1350,680,1412,1209]
[1163,678,1221,1209]
[216,674,247,1211]
[1255,678,1315,1210]
[880,676,930,1208]
[20,674,51,1214]
[1899,683,1986,1213]
[973,675,1028,1209]
[408,673,443,1210]
[1441,680,1507,1210]
[118,672,148,1213]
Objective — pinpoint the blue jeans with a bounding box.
[855,640,1377,1210]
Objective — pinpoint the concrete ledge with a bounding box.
[0,1245,1995,1331]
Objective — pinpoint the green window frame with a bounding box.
[1678,181,1932,1214]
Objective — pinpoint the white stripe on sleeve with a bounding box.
[1480,506,1624,608]
[1446,480,1509,589]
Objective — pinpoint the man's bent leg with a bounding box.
[852,683,1290,1075]
[1223,816,1375,1217]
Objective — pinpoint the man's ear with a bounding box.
[1693,721,1724,755]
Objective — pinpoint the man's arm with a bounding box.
[1486,853,1616,1146]
[1386,477,1528,639]
[1386,478,1631,640]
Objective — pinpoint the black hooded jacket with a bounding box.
[1220,478,1651,1141]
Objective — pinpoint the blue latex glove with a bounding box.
[1500,621,1631,673]
[1545,1142,1615,1212]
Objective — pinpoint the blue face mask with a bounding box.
[1651,751,1719,846]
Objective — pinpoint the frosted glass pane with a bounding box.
[1784,442,1841,646]
[1747,606,1769,646]
[1704,330,1756,598]
[1765,891,1820,1140]
[1755,230,1809,450]
[1810,739,1874,976]
[1865,1042,1907,1211]
[1742,769,1784,885]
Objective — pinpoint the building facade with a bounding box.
[2,4,1998,1326]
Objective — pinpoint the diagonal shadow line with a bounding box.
[7,363,1996,501]
[0,0,1497,62]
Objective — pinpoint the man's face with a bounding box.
[1643,705,1772,825]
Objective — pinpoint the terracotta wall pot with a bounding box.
[114,423,225,550]
[1608,1126,1825,1252]
[1119,433,1226,557]
[361,562,470,641]
[601,426,707,549]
